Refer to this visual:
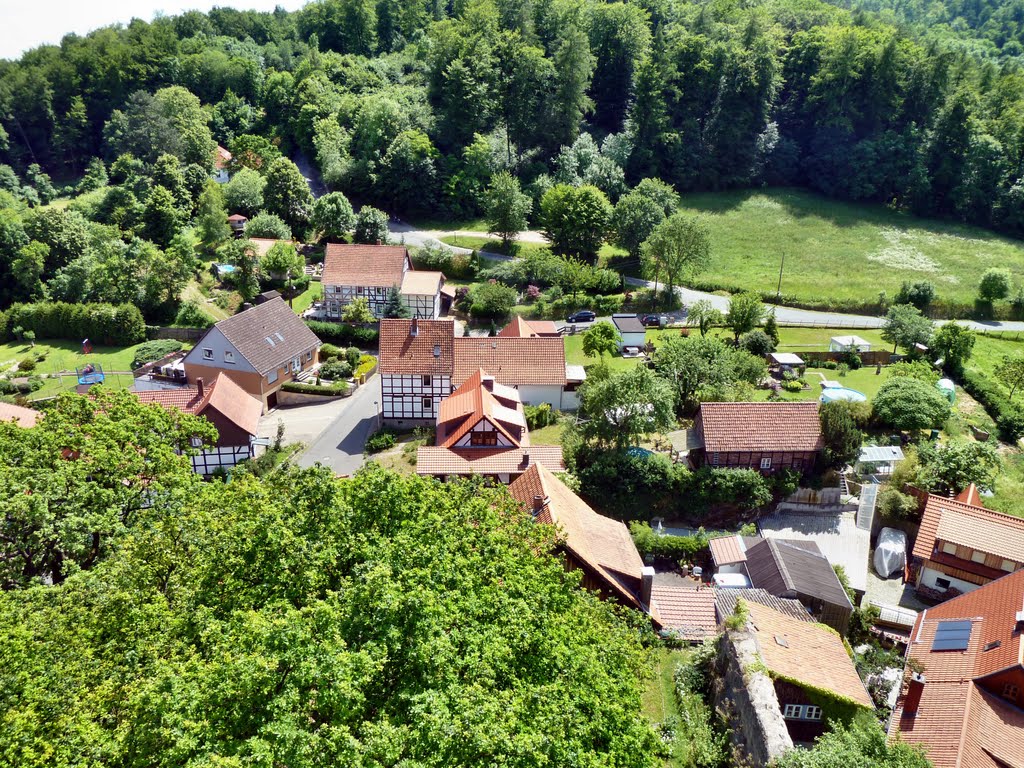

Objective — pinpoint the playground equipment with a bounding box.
[76,363,105,386]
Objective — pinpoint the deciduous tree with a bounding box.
[819,401,863,469]
[641,212,711,296]
[312,191,356,241]
[539,184,610,259]
[872,377,951,432]
[579,364,675,448]
[354,206,390,244]
[931,322,975,373]
[582,321,620,358]
[263,157,313,234]
[486,171,531,248]
[726,292,765,343]
[882,304,933,354]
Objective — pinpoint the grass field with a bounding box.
[676,188,1024,305]
[0,339,156,400]
[292,283,321,314]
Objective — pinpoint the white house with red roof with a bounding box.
[322,244,444,319]
[135,373,263,476]
[213,145,232,183]
[378,318,455,424]
[889,568,1024,768]
[417,369,563,482]
[911,485,1024,598]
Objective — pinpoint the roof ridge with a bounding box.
[769,538,796,591]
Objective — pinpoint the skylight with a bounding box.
[932,620,972,651]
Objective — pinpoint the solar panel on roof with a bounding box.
[932,620,972,651]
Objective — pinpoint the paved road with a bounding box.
[297,376,382,476]
[391,223,1024,331]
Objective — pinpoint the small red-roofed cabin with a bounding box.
[693,401,823,474]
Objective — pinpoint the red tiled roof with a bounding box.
[378,319,455,376]
[214,145,232,170]
[437,369,526,448]
[400,270,444,296]
[453,337,566,387]
[497,316,560,338]
[135,373,262,437]
[697,402,823,453]
[508,464,648,614]
[416,445,563,475]
[746,602,874,708]
[322,244,410,288]
[651,586,718,640]
[227,213,248,222]
[709,534,747,566]
[913,493,1024,565]
[0,401,40,428]
[889,569,1024,767]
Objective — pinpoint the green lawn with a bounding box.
[529,421,566,445]
[408,216,489,232]
[0,339,159,400]
[677,187,1024,305]
[563,335,640,372]
[988,452,1024,518]
[641,648,692,768]
[292,283,322,314]
[770,365,894,402]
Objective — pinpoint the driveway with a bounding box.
[297,375,382,476]
[391,223,1024,331]
[260,395,352,447]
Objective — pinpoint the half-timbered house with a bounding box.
[691,401,823,473]
[378,318,455,425]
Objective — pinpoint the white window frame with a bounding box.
[291,357,301,373]
[202,348,214,360]
[971,550,987,564]
[1002,559,1017,572]
[422,396,433,410]
[224,350,234,364]
[711,452,719,466]
[189,436,203,448]
[941,542,958,556]
[760,457,772,470]
[268,368,278,384]
[804,706,822,721]
[782,704,802,719]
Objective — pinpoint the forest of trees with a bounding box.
[0,0,1023,246]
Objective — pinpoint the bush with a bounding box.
[130,339,183,370]
[686,467,773,509]
[895,280,936,310]
[345,346,362,368]
[174,300,213,328]
[878,488,918,519]
[319,343,342,360]
[782,379,803,392]
[280,380,350,395]
[958,368,1024,442]
[305,321,379,346]
[590,268,621,295]
[525,403,557,430]
[469,281,518,318]
[365,429,397,453]
[629,522,707,562]
[17,356,36,372]
[872,377,951,432]
[843,349,863,369]
[318,359,352,380]
[355,354,377,379]
[2,302,146,346]
[740,329,775,356]
[412,240,478,280]
[244,212,292,240]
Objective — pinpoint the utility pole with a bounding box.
[775,251,786,305]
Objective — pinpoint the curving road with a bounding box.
[390,223,1024,332]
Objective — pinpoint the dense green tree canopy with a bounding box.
[0,464,662,767]
[873,376,952,431]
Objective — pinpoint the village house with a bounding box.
[135,373,263,476]
[723,600,873,751]
[611,314,647,352]
[497,316,560,338]
[743,537,854,633]
[322,244,444,319]
[692,401,823,473]
[182,297,322,412]
[378,318,455,425]
[454,334,583,410]
[889,568,1024,768]
[910,485,1024,599]
[416,368,564,482]
[227,213,248,234]
[0,401,41,428]
[213,145,232,184]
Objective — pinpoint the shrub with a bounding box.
[365,429,397,453]
[525,403,557,430]
[957,369,1024,442]
[740,329,775,356]
[341,346,360,367]
[174,300,213,328]
[842,349,863,369]
[873,377,951,431]
[782,379,803,392]
[305,321,379,346]
[894,280,936,310]
[590,268,621,295]
[979,268,1012,302]
[469,281,518,318]
[629,522,707,562]
[686,467,773,509]
[878,488,918,519]
[318,359,352,380]
[280,380,350,395]
[355,354,377,378]
[17,356,36,372]
[130,339,183,370]
[319,343,342,360]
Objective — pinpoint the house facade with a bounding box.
[322,244,442,320]
[213,145,232,183]
[135,373,263,476]
[693,402,823,473]
[911,487,1024,598]
[611,314,646,351]
[416,368,564,483]
[453,334,579,409]
[400,270,445,319]
[379,318,455,425]
[889,568,1024,768]
[182,297,322,412]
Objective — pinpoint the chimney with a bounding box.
[196,378,205,398]
[520,450,530,469]
[532,494,549,514]
[410,318,419,337]
[903,672,926,716]
[641,566,655,609]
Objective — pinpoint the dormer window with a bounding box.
[1003,683,1019,702]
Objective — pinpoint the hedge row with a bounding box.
[0,302,147,346]
[957,369,1024,442]
[281,380,351,396]
[305,320,379,346]
[629,522,707,561]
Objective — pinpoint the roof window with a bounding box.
[932,620,972,651]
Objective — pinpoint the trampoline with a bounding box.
[820,387,867,404]
[76,363,105,385]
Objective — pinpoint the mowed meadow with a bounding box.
[679,189,1024,308]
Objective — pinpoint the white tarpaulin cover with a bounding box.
[874,527,907,579]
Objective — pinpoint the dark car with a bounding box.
[566,310,596,323]
[640,314,669,328]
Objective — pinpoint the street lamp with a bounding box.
[373,399,380,429]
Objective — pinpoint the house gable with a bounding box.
[183,327,257,374]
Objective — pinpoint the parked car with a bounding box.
[566,310,596,323]
[640,314,669,328]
